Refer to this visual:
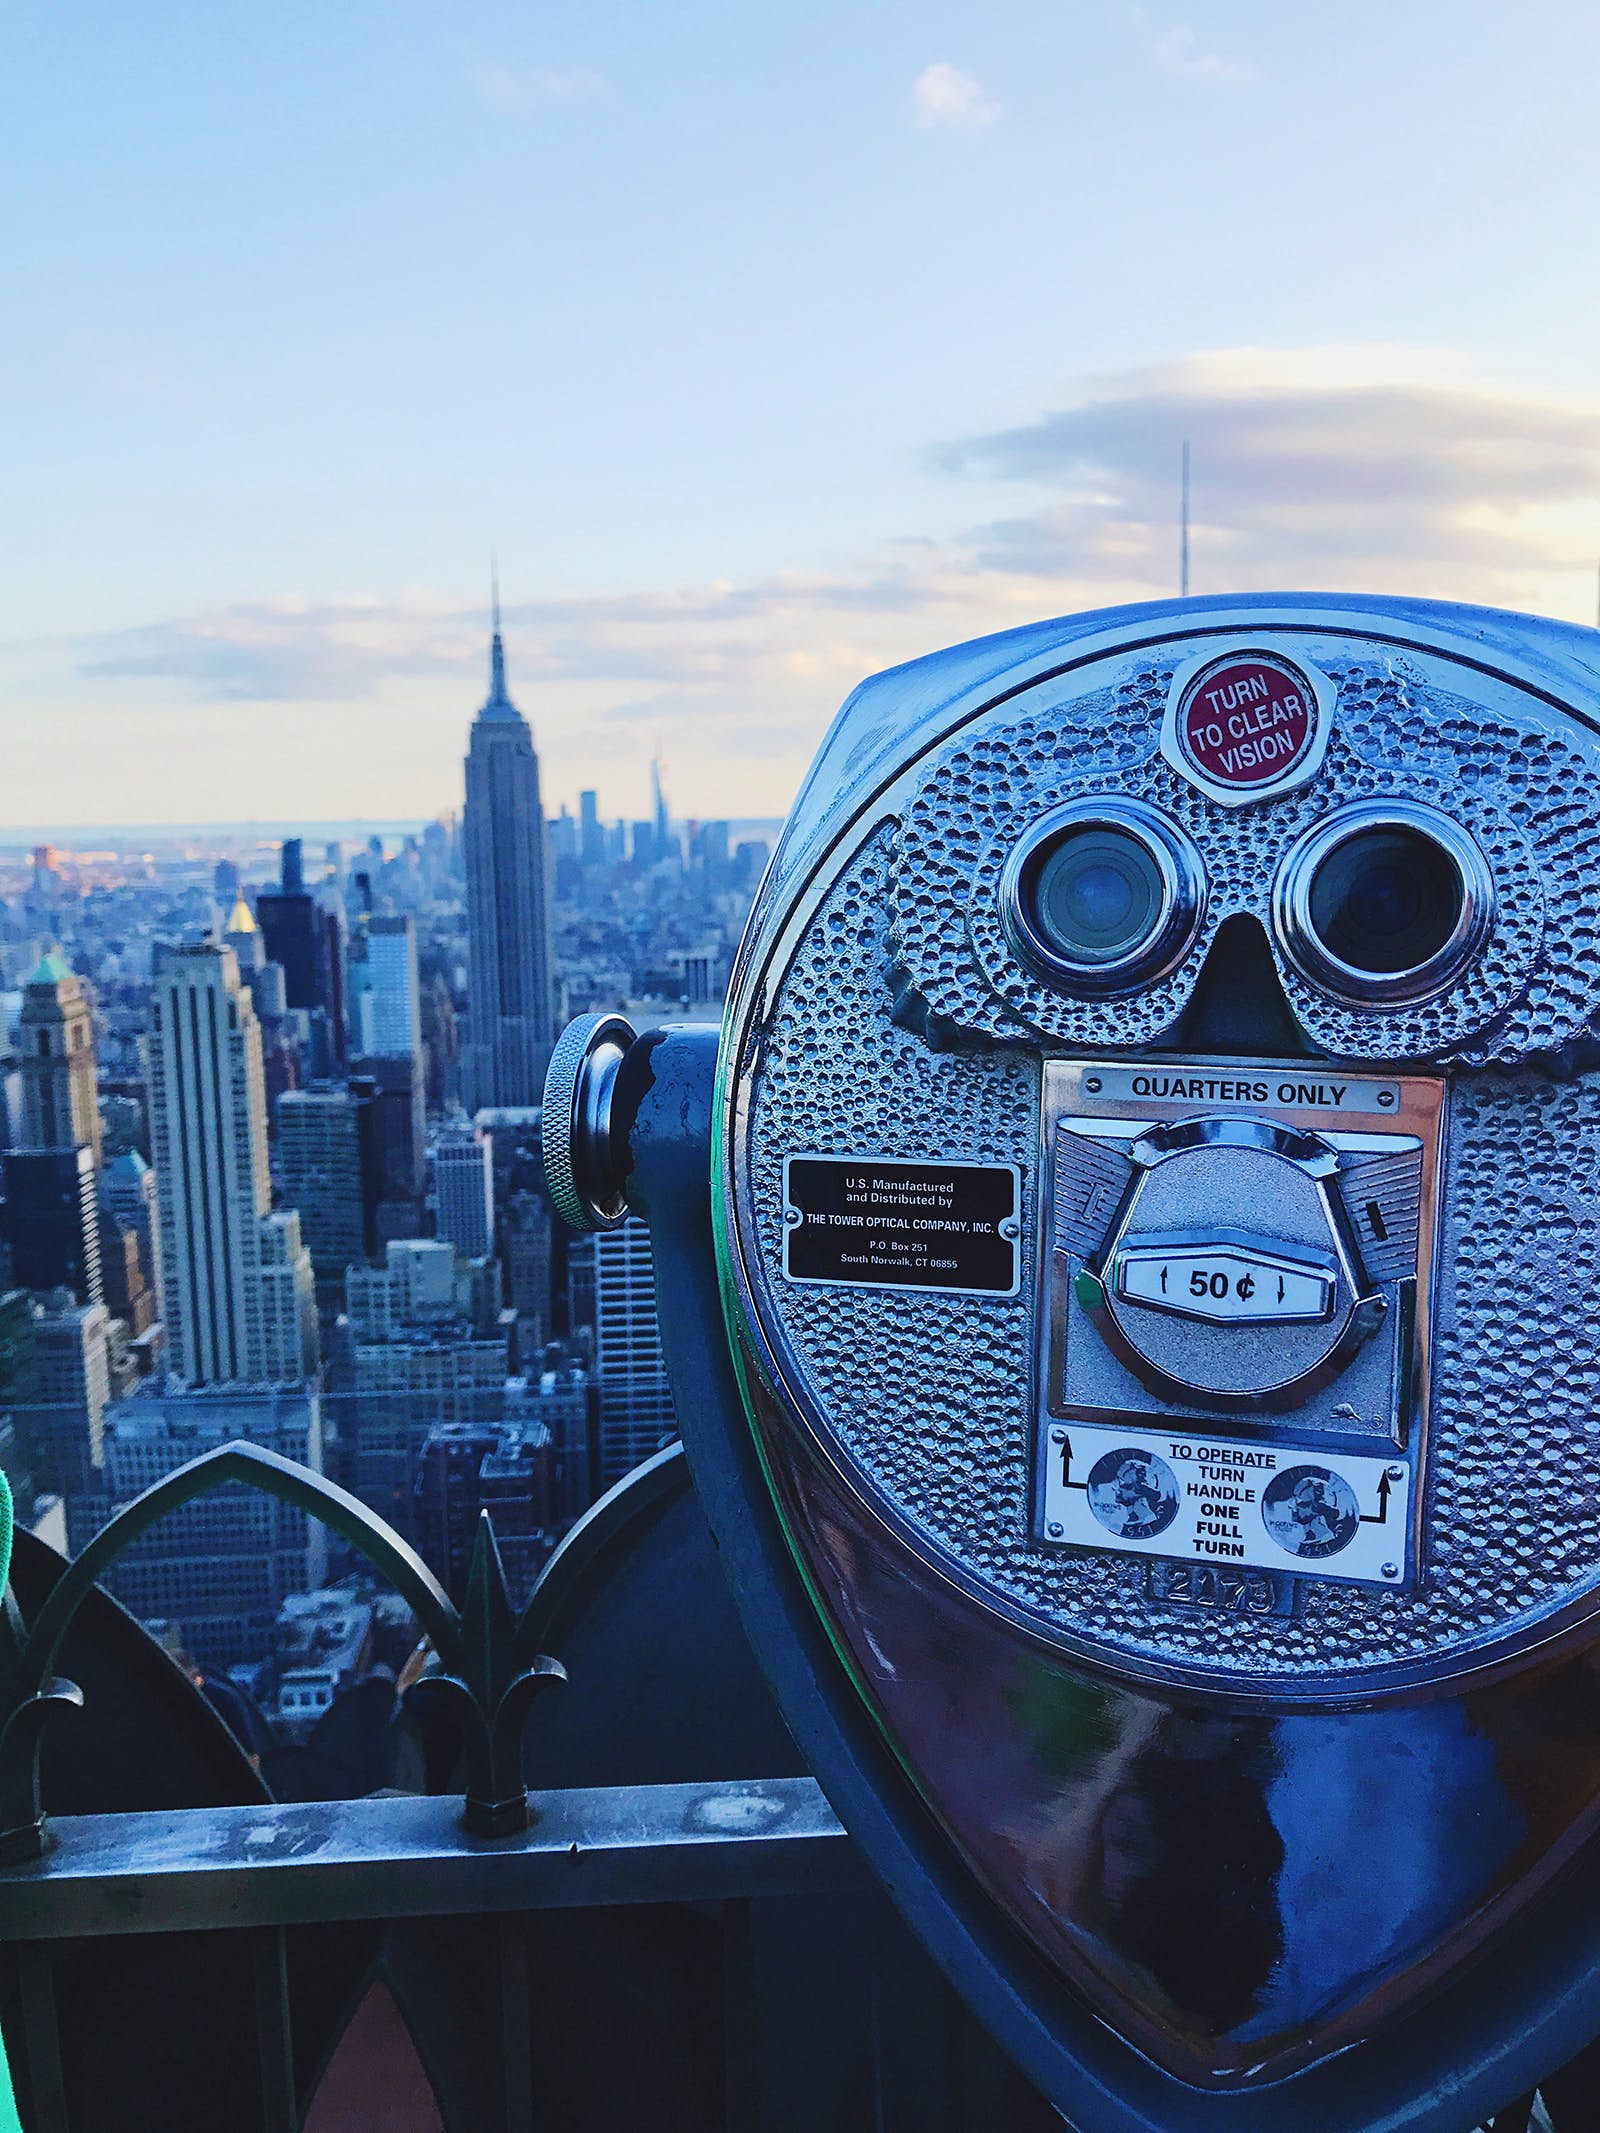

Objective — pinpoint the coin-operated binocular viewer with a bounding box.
[543,596,1600,2132]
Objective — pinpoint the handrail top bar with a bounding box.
[0,1779,860,1939]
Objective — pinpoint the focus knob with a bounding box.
[541,1013,638,1232]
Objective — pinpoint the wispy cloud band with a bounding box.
[51,349,1600,813]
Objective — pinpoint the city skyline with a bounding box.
[0,714,728,1681]
[10,5,1600,825]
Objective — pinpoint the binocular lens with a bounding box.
[1273,803,1494,1007]
[1034,828,1167,967]
[1307,826,1464,978]
[1003,800,1205,994]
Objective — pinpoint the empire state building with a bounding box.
[462,587,555,1108]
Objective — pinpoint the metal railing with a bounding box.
[0,1782,859,2133]
[0,1438,869,2132]
[0,1439,1574,2133]
[0,1440,565,1860]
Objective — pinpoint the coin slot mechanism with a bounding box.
[1035,1058,1446,1586]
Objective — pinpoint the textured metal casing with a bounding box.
[720,599,1600,1691]
[704,595,1600,2112]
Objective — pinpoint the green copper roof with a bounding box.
[26,950,72,986]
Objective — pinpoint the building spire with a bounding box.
[489,553,507,704]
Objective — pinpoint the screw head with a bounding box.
[1050,1427,1067,1444]
[1377,1089,1396,1108]
[999,1216,1020,1241]
[1386,1463,1405,1482]
[1085,1075,1103,1094]
[1047,1521,1064,1539]
[784,1207,802,1226]
[1381,1561,1401,1580]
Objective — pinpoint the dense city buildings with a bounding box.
[349,1060,426,1242]
[461,597,555,1107]
[0,709,775,1714]
[501,1189,553,1360]
[81,1384,327,1669]
[254,840,320,1008]
[96,1205,154,1337]
[271,1583,385,1730]
[335,1237,509,1537]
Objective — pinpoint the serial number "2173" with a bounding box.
[1145,1561,1296,1617]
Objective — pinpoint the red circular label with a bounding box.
[1174,654,1317,790]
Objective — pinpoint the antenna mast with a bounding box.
[1180,441,1191,599]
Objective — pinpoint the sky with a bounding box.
[7,0,1600,829]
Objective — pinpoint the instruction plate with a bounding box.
[1039,1418,1411,1588]
[783,1156,1020,1297]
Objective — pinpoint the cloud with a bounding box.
[77,351,1600,715]
[77,571,960,708]
[1128,12,1258,86]
[1152,26,1256,84]
[911,63,1001,131]
[53,347,1600,820]
[469,61,609,115]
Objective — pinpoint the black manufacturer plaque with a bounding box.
[783,1156,1021,1296]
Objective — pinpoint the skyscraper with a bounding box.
[462,584,554,1107]
[224,893,263,975]
[276,1086,373,1284]
[97,1206,155,1336]
[255,841,319,1005]
[147,941,318,1386]
[651,751,672,866]
[347,911,427,1237]
[100,1149,163,1308]
[29,1293,111,1492]
[434,1125,494,1260]
[579,789,603,868]
[19,951,102,1165]
[349,913,421,1060]
[1,1148,102,1303]
[501,1189,553,1360]
[256,842,345,1072]
[572,1220,675,1488]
